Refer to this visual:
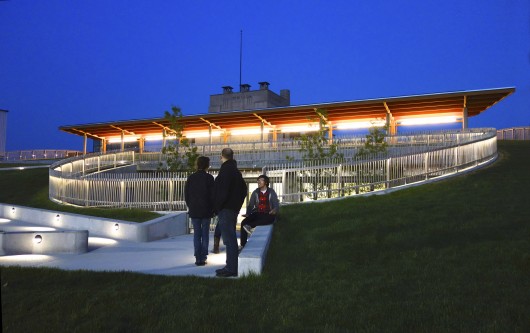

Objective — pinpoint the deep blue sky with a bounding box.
[1,0,528,151]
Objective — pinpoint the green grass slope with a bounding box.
[1,141,529,332]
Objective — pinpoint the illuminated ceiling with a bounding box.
[60,87,515,140]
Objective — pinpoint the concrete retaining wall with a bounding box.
[0,230,88,255]
[0,203,188,242]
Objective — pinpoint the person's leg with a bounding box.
[240,214,258,247]
[240,216,250,247]
[253,213,276,227]
[200,218,210,263]
[191,218,201,264]
[218,208,238,275]
[212,220,221,253]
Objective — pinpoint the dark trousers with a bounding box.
[218,209,239,274]
[240,212,275,246]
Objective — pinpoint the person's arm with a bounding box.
[269,188,280,215]
[213,169,228,213]
[184,175,191,207]
[244,189,257,216]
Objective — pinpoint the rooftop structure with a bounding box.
[59,87,515,154]
[209,82,290,113]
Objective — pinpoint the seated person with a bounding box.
[240,174,279,247]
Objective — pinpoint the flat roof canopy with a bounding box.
[60,87,515,140]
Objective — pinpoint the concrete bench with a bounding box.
[238,224,274,276]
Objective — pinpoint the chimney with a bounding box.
[222,86,233,94]
[240,84,251,92]
[280,89,291,104]
[258,81,270,90]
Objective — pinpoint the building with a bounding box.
[0,109,7,157]
[59,86,515,154]
[209,82,290,113]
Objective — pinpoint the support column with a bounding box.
[462,107,468,130]
[139,137,145,153]
[83,134,87,155]
[102,139,107,153]
[120,131,125,152]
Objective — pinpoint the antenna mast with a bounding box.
[239,30,243,91]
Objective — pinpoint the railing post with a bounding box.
[424,153,429,180]
[386,158,391,189]
[120,180,125,207]
[84,179,89,207]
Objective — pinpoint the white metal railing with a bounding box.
[48,129,498,209]
[1,149,82,161]
[497,127,530,140]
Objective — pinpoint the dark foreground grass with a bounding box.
[2,141,530,332]
[0,167,160,222]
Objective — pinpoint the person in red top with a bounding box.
[240,174,280,247]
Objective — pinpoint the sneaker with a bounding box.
[216,269,237,278]
[196,261,206,266]
[243,224,253,235]
[216,267,228,274]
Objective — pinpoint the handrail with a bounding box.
[48,129,498,209]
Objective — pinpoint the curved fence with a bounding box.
[1,149,81,161]
[49,128,498,210]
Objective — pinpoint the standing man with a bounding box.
[184,156,214,266]
[214,148,247,278]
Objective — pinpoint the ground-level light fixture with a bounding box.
[34,235,43,244]
[114,223,120,231]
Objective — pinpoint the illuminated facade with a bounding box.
[59,87,515,154]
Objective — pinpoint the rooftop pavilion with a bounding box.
[59,87,515,154]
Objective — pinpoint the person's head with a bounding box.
[257,174,270,189]
[221,148,234,163]
[196,156,210,171]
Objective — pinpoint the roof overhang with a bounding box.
[59,87,515,139]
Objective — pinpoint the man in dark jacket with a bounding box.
[184,156,214,266]
[213,148,247,277]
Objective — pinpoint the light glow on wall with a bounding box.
[336,120,386,129]
[144,135,164,141]
[184,131,222,138]
[89,237,118,246]
[399,116,459,126]
[0,254,52,262]
[280,124,320,133]
[107,136,139,143]
[231,127,270,136]
[0,218,10,223]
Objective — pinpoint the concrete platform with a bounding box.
[0,228,230,277]
[0,205,274,278]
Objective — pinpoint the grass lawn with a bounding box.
[0,167,161,222]
[1,141,530,332]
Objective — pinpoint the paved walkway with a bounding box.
[0,218,229,278]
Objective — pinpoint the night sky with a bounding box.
[1,0,528,151]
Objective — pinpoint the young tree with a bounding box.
[357,119,388,158]
[289,108,344,199]
[296,108,343,162]
[160,106,198,172]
